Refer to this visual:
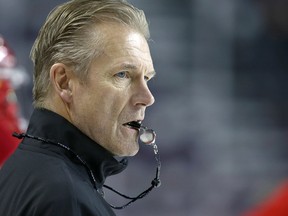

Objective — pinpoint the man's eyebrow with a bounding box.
[121,63,156,77]
[122,63,137,70]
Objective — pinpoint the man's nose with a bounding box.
[133,80,155,107]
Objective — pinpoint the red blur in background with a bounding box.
[0,35,21,167]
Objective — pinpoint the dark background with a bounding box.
[1,0,288,215]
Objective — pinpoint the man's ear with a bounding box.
[50,63,73,103]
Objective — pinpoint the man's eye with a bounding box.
[115,71,128,79]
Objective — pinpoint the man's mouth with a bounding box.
[123,121,142,130]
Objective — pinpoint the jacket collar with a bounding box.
[26,108,128,187]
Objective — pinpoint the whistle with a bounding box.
[126,121,156,145]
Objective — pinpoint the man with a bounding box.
[0,0,156,215]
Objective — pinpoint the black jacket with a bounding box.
[0,108,128,216]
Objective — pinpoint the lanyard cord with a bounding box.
[104,143,161,209]
[12,132,161,210]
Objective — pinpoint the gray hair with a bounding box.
[30,0,150,108]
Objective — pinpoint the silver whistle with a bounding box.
[126,121,157,146]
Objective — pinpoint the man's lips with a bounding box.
[123,121,142,130]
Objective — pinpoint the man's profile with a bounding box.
[0,0,157,215]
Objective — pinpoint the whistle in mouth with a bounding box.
[126,121,156,145]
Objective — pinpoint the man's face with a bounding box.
[70,23,155,156]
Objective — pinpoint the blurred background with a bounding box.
[1,0,288,215]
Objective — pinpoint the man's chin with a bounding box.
[113,142,139,157]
